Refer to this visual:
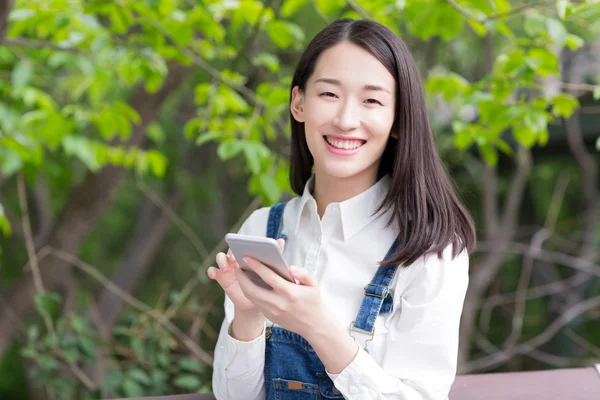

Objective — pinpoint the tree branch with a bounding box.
[485,1,555,21]
[475,241,600,278]
[163,197,261,319]
[463,295,600,372]
[0,38,83,54]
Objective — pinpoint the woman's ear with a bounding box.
[290,86,305,123]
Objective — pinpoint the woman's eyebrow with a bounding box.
[314,78,392,94]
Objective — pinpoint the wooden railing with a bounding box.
[112,366,600,400]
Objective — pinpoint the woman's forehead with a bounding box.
[309,42,395,91]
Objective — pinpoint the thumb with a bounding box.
[277,238,285,252]
[290,266,317,287]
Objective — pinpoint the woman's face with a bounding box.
[291,41,396,185]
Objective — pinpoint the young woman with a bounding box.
[208,18,476,400]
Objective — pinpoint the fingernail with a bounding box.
[243,257,250,264]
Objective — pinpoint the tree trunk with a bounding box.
[0,0,13,40]
[0,63,192,356]
[89,188,182,339]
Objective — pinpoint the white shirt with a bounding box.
[212,175,469,400]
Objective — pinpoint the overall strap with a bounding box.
[266,202,287,240]
[350,236,401,349]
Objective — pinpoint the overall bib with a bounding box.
[263,202,400,399]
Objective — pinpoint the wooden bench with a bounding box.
[112,366,600,400]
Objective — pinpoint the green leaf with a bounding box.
[594,86,600,101]
[196,131,222,146]
[70,315,89,334]
[38,355,59,372]
[266,20,305,49]
[0,203,12,236]
[221,86,250,113]
[467,20,488,36]
[78,336,96,358]
[123,379,144,398]
[425,71,470,100]
[252,53,280,72]
[62,347,79,365]
[493,0,511,13]
[61,135,102,172]
[556,0,569,20]
[314,0,345,16]
[34,291,61,320]
[551,93,580,118]
[9,9,36,21]
[565,34,584,51]
[524,111,548,133]
[545,18,567,47]
[173,375,201,390]
[282,0,310,17]
[178,358,204,373]
[243,141,270,175]
[217,140,244,160]
[144,150,168,177]
[479,143,498,166]
[526,48,559,77]
[27,325,39,341]
[259,174,281,204]
[128,368,151,385]
[524,14,546,37]
[513,125,537,147]
[147,122,165,145]
[12,60,34,88]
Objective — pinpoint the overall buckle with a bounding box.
[349,321,375,351]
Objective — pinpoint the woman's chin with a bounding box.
[316,164,365,181]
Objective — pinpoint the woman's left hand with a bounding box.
[234,256,328,339]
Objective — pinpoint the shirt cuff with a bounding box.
[222,320,267,377]
[326,347,382,398]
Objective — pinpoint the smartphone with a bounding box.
[224,233,294,290]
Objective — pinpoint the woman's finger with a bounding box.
[216,252,228,269]
[290,266,317,287]
[277,238,285,252]
[207,266,218,280]
[243,257,285,290]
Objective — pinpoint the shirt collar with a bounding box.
[293,175,391,241]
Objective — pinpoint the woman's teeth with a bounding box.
[324,136,365,150]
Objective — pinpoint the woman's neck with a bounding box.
[312,171,379,218]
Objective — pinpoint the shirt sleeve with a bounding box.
[327,245,470,400]
[212,208,271,400]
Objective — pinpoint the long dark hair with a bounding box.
[288,19,476,266]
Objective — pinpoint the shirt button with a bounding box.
[350,386,358,394]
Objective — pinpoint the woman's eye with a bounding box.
[364,98,382,105]
[320,92,337,98]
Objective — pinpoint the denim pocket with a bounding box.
[272,378,319,400]
[317,373,345,399]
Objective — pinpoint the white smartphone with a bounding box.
[224,233,294,290]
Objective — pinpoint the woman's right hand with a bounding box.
[208,250,259,315]
[207,239,285,316]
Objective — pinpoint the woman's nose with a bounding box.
[333,100,360,131]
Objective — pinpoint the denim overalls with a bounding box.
[263,202,400,399]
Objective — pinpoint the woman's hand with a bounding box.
[208,240,285,314]
[234,252,329,340]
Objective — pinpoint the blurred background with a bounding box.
[0,0,599,399]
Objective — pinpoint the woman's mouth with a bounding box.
[323,136,366,156]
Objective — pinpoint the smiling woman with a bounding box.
[208,18,476,400]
